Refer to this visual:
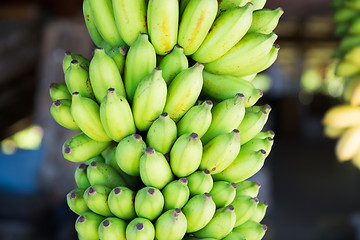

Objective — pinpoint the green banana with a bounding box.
[105,46,127,75]
[236,180,261,198]
[63,51,90,73]
[112,0,147,46]
[139,147,173,189]
[66,188,90,215]
[134,187,164,220]
[182,193,216,233]
[162,177,190,211]
[180,0,190,16]
[177,100,213,138]
[86,0,126,47]
[50,99,81,131]
[251,0,267,10]
[89,48,126,103]
[231,195,259,227]
[232,220,267,240]
[146,112,177,154]
[75,211,105,240]
[87,160,126,188]
[178,0,218,55]
[222,231,247,240]
[100,88,136,142]
[62,132,113,162]
[349,17,360,34]
[333,35,360,59]
[64,60,94,99]
[201,93,245,144]
[71,92,112,142]
[132,68,168,131]
[125,217,155,240]
[333,7,359,23]
[170,132,203,177]
[124,33,157,102]
[75,163,91,189]
[193,205,236,239]
[202,70,263,105]
[115,133,147,176]
[248,8,284,34]
[344,45,360,66]
[209,181,237,208]
[158,45,189,85]
[200,129,241,174]
[164,62,204,122]
[83,184,113,217]
[241,135,274,156]
[192,3,254,63]
[49,82,71,101]
[147,0,179,55]
[187,170,213,196]
[217,0,249,13]
[250,201,268,222]
[108,186,137,220]
[254,130,275,139]
[82,0,105,48]
[155,208,188,240]
[98,217,127,240]
[87,154,106,165]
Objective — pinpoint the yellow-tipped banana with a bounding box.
[66,188,90,215]
[248,7,284,34]
[83,184,113,217]
[162,178,190,211]
[98,217,127,240]
[82,0,105,48]
[335,127,360,162]
[108,186,137,220]
[75,211,105,240]
[50,99,81,131]
[155,208,188,240]
[125,217,155,240]
[322,104,360,128]
[135,187,164,220]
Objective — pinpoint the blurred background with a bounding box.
[1,0,359,239]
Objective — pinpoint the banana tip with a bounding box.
[70,192,77,199]
[145,147,155,154]
[161,112,169,117]
[54,100,61,106]
[103,220,110,227]
[88,187,95,194]
[204,192,211,198]
[203,169,211,174]
[262,224,268,231]
[253,197,259,204]
[147,188,155,195]
[113,188,121,195]
[227,205,235,211]
[78,163,86,170]
[231,183,237,189]
[70,59,78,65]
[77,216,85,223]
[90,161,97,167]
[64,146,71,154]
[180,177,188,184]
[133,133,142,140]
[136,223,144,230]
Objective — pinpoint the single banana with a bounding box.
[139,147,174,189]
[147,0,179,55]
[87,153,107,165]
[193,205,236,239]
[75,211,105,240]
[182,193,216,233]
[125,217,155,240]
[115,133,147,176]
[335,59,360,77]
[64,60,94,99]
[254,130,275,140]
[192,3,254,63]
[162,177,190,211]
[186,170,213,197]
[323,125,346,139]
[66,188,90,215]
[222,231,247,240]
[112,0,147,46]
[124,33,157,102]
[49,82,71,101]
[134,187,164,220]
[232,195,259,227]
[322,104,360,128]
[241,135,274,156]
[63,51,90,73]
[71,92,112,142]
[201,93,245,144]
[248,7,284,34]
[82,0,105,48]
[177,0,218,55]
[170,132,203,177]
[86,0,126,47]
[108,186,137,220]
[83,184,113,217]
[75,163,91,189]
[236,180,261,198]
[250,201,268,222]
[132,68,168,131]
[98,217,127,240]
[155,208,188,240]
[200,129,241,174]
[344,46,360,66]
[232,220,268,240]
[164,62,204,122]
[202,70,263,105]
[217,0,249,13]
[62,133,113,162]
[87,160,126,188]
[335,127,360,162]
[251,0,267,10]
[105,46,127,76]
[209,181,237,208]
[50,99,81,131]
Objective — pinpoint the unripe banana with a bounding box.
[139,147,174,189]
[217,0,249,13]
[335,127,360,162]
[158,45,189,85]
[232,220,267,240]
[67,188,90,215]
[62,133,113,162]
[105,46,127,75]
[115,133,147,176]
[170,133,203,177]
[251,0,267,10]
[200,129,241,174]
[324,125,345,139]
[50,99,81,131]
[132,68,168,131]
[236,180,261,198]
[192,3,254,63]
[182,193,216,233]
[232,195,259,227]
[134,187,164,220]
[248,8,284,34]
[65,60,94,99]
[86,0,126,47]
[180,0,190,16]
[108,186,137,220]
[146,112,177,154]
[125,218,155,240]
[178,0,218,55]
[333,35,360,59]
[71,92,112,142]
[164,62,204,122]
[98,217,127,240]
[49,82,71,101]
[75,211,105,240]
[193,205,236,239]
[209,181,237,208]
[162,177,190,211]
[83,185,113,217]
[322,104,360,128]
[177,100,213,138]
[89,48,126,103]
[335,59,360,77]
[63,51,90,73]
[250,201,268,222]
[75,163,91,189]
[223,231,247,240]
[201,93,245,144]
[155,208,187,240]
[147,0,179,55]
[255,130,275,140]
[87,160,126,188]
[187,170,213,196]
[112,0,147,46]
[87,154,106,165]
[241,135,274,156]
[82,0,105,48]
[124,33,157,102]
